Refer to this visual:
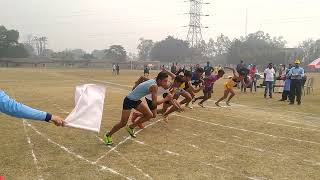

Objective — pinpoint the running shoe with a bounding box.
[126,125,136,138]
[103,134,113,146]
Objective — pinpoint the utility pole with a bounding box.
[185,0,209,48]
[245,8,248,36]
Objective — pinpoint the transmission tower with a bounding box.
[186,0,209,48]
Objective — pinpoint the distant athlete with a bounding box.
[215,67,246,106]
[193,69,225,107]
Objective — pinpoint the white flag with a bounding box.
[65,84,106,133]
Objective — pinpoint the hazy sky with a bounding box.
[1,0,320,53]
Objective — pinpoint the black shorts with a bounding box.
[145,98,157,110]
[123,97,142,110]
[163,93,171,105]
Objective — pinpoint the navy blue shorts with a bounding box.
[123,97,142,110]
[145,98,157,110]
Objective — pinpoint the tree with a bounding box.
[105,45,127,62]
[92,49,106,60]
[0,25,30,58]
[71,49,86,60]
[51,50,74,60]
[137,38,154,61]
[227,31,287,65]
[215,34,231,56]
[82,53,96,60]
[23,43,35,56]
[204,38,216,58]
[299,39,320,64]
[150,36,190,62]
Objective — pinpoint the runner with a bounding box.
[103,72,169,145]
[193,69,225,107]
[191,67,204,88]
[215,67,246,107]
[183,70,203,109]
[131,75,184,128]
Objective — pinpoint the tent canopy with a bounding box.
[308,58,320,69]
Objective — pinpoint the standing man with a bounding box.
[144,65,150,77]
[116,64,120,75]
[264,63,275,98]
[112,64,116,75]
[288,60,304,105]
[204,61,214,76]
[171,63,177,74]
[236,60,247,92]
[249,65,258,93]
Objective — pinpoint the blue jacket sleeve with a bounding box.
[0,90,51,121]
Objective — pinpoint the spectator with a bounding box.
[264,63,276,98]
[279,75,291,102]
[112,64,116,75]
[249,65,258,92]
[144,65,150,77]
[171,63,177,74]
[204,61,214,76]
[116,64,120,75]
[288,60,305,105]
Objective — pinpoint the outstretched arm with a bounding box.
[0,90,64,126]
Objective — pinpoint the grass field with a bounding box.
[0,68,320,180]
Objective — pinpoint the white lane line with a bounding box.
[25,121,133,180]
[22,120,43,180]
[195,106,320,132]
[47,99,152,179]
[92,79,132,88]
[95,136,153,180]
[174,114,320,146]
[128,138,247,177]
[94,119,162,164]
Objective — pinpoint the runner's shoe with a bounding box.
[103,134,113,146]
[126,125,136,138]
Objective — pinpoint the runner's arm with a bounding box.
[149,85,158,109]
[163,69,176,79]
[187,81,202,93]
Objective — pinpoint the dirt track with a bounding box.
[0,69,319,180]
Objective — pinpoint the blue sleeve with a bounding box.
[300,68,305,77]
[0,90,51,121]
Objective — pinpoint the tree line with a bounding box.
[1,25,319,65]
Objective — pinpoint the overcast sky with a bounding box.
[1,0,320,53]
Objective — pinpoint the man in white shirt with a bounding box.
[264,63,275,98]
[112,64,116,75]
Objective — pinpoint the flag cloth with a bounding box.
[65,84,106,133]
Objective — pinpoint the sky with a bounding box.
[1,0,320,53]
